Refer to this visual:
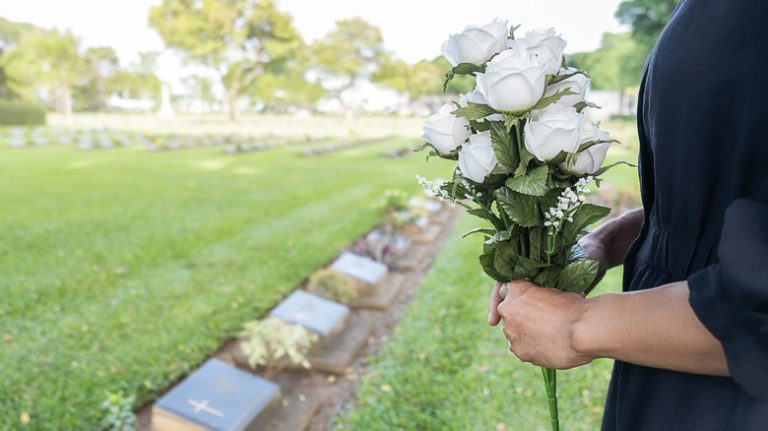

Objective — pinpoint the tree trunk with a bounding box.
[60,85,73,126]
[226,84,240,122]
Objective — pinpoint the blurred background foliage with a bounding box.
[0,0,677,124]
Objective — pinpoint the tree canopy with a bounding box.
[149,0,303,120]
[615,0,678,48]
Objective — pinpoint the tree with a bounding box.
[311,17,385,108]
[181,74,217,110]
[0,17,38,99]
[75,46,119,110]
[568,32,646,114]
[372,55,446,99]
[1,29,83,116]
[615,0,678,48]
[107,70,161,104]
[149,0,302,121]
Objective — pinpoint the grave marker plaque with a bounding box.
[152,358,280,431]
[269,290,349,337]
[330,252,388,285]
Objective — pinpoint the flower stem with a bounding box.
[541,367,560,431]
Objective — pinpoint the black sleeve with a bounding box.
[688,198,768,399]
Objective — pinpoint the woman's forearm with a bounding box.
[591,208,645,268]
[572,281,729,376]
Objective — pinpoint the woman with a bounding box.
[488,1,768,429]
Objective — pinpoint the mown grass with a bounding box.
[335,214,623,431]
[0,136,449,430]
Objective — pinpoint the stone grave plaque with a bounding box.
[269,290,349,337]
[78,136,94,150]
[152,358,280,431]
[330,252,388,285]
[409,197,441,213]
[8,137,25,148]
[98,135,114,148]
[269,290,350,337]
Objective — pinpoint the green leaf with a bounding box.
[493,242,517,279]
[577,138,619,153]
[531,88,576,111]
[453,63,484,75]
[443,63,484,92]
[556,259,599,293]
[511,256,547,280]
[591,161,636,177]
[563,203,611,243]
[513,147,535,177]
[533,266,561,288]
[547,70,585,85]
[489,122,518,173]
[496,188,541,227]
[528,227,545,262]
[467,207,490,220]
[452,102,498,121]
[574,100,601,113]
[462,227,496,238]
[471,120,493,132]
[485,229,513,244]
[506,164,549,196]
[479,248,508,282]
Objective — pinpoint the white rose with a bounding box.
[441,19,508,67]
[516,29,567,75]
[545,73,590,107]
[460,89,504,122]
[422,103,472,155]
[458,131,497,183]
[561,122,611,174]
[578,121,610,145]
[524,103,583,161]
[475,46,547,113]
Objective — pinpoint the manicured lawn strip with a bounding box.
[0,138,448,430]
[335,214,621,431]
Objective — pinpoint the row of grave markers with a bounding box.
[148,196,453,431]
[0,126,306,153]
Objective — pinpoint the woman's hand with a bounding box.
[491,281,594,369]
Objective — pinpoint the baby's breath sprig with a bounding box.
[543,176,593,255]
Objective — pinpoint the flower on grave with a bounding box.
[545,68,590,107]
[524,103,583,162]
[561,123,612,174]
[475,46,547,113]
[515,28,567,75]
[422,103,472,155]
[441,19,509,67]
[458,131,497,183]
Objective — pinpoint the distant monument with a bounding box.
[157,82,176,119]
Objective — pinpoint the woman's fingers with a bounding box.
[488,282,502,326]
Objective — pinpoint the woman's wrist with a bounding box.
[570,293,617,360]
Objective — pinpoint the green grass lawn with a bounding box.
[0,137,449,430]
[0,115,640,430]
[335,214,623,431]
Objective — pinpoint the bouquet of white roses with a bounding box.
[419,19,629,431]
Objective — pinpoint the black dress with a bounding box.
[603,0,768,429]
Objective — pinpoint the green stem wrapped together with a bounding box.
[541,367,560,431]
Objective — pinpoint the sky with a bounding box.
[0,0,626,84]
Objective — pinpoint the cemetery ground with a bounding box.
[0,114,639,430]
